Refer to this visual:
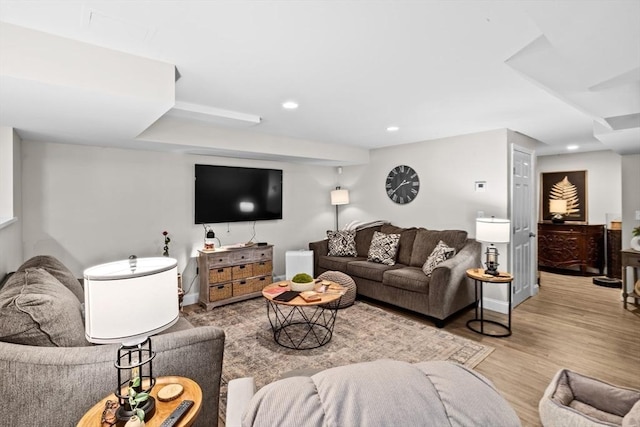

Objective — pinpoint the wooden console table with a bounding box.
[198,244,273,310]
[537,223,604,275]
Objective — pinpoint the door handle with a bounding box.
[529,232,536,238]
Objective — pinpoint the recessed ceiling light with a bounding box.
[282,101,299,110]
[567,145,579,150]
[386,126,399,132]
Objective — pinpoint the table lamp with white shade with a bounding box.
[476,217,511,276]
[549,199,568,223]
[84,256,179,423]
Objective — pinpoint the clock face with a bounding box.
[385,165,420,204]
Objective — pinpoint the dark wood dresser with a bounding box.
[537,223,605,275]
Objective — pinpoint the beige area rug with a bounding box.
[185,298,493,419]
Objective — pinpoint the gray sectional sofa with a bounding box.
[309,224,481,327]
[0,255,225,427]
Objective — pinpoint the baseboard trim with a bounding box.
[482,297,509,315]
[183,293,199,307]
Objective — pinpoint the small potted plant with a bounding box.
[124,376,150,427]
[290,273,315,291]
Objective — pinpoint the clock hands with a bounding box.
[390,179,410,194]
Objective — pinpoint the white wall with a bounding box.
[537,151,622,225]
[0,127,23,278]
[20,140,337,302]
[340,129,510,231]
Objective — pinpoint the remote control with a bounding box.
[160,399,194,427]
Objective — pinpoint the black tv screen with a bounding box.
[195,164,283,224]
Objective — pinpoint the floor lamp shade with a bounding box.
[84,257,179,345]
[330,188,350,205]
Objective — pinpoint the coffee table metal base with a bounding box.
[266,298,341,349]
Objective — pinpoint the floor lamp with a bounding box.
[331,187,349,230]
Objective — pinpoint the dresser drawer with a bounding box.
[254,260,272,276]
[232,263,253,279]
[253,247,273,262]
[208,267,232,283]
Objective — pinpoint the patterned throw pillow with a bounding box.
[422,240,456,276]
[327,230,357,257]
[367,231,401,265]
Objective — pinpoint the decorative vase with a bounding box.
[124,415,145,427]
[631,236,640,251]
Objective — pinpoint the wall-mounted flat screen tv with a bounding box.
[195,164,283,224]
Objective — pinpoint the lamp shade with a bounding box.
[549,199,567,214]
[476,217,511,243]
[84,257,179,345]
[330,188,350,205]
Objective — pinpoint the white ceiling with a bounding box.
[1,0,639,162]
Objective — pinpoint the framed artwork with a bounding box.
[540,170,588,223]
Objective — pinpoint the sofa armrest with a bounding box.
[0,325,225,427]
[226,377,257,427]
[428,239,481,319]
[309,239,329,276]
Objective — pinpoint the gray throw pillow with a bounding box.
[17,255,85,302]
[422,240,455,276]
[0,267,89,347]
[327,230,357,257]
[367,231,401,265]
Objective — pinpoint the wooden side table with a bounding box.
[466,268,514,337]
[77,376,202,427]
[621,249,640,308]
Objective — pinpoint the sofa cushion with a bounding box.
[422,240,456,276]
[327,230,357,257]
[17,255,85,302]
[410,229,468,267]
[319,256,365,272]
[354,226,382,257]
[347,260,401,282]
[0,268,89,347]
[367,231,401,265]
[381,225,418,266]
[383,267,430,294]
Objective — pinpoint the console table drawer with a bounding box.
[254,260,273,276]
[209,283,232,301]
[209,267,231,283]
[232,264,253,279]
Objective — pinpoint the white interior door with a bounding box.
[511,145,536,307]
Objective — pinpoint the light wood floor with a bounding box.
[210,271,640,426]
[407,271,640,426]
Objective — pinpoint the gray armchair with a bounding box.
[0,256,225,426]
[0,323,225,426]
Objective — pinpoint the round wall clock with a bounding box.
[385,165,420,204]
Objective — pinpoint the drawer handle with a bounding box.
[217,268,224,273]
[259,277,266,282]
[240,280,247,285]
[239,265,246,269]
[259,262,265,266]
[217,285,225,290]
[241,256,246,259]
